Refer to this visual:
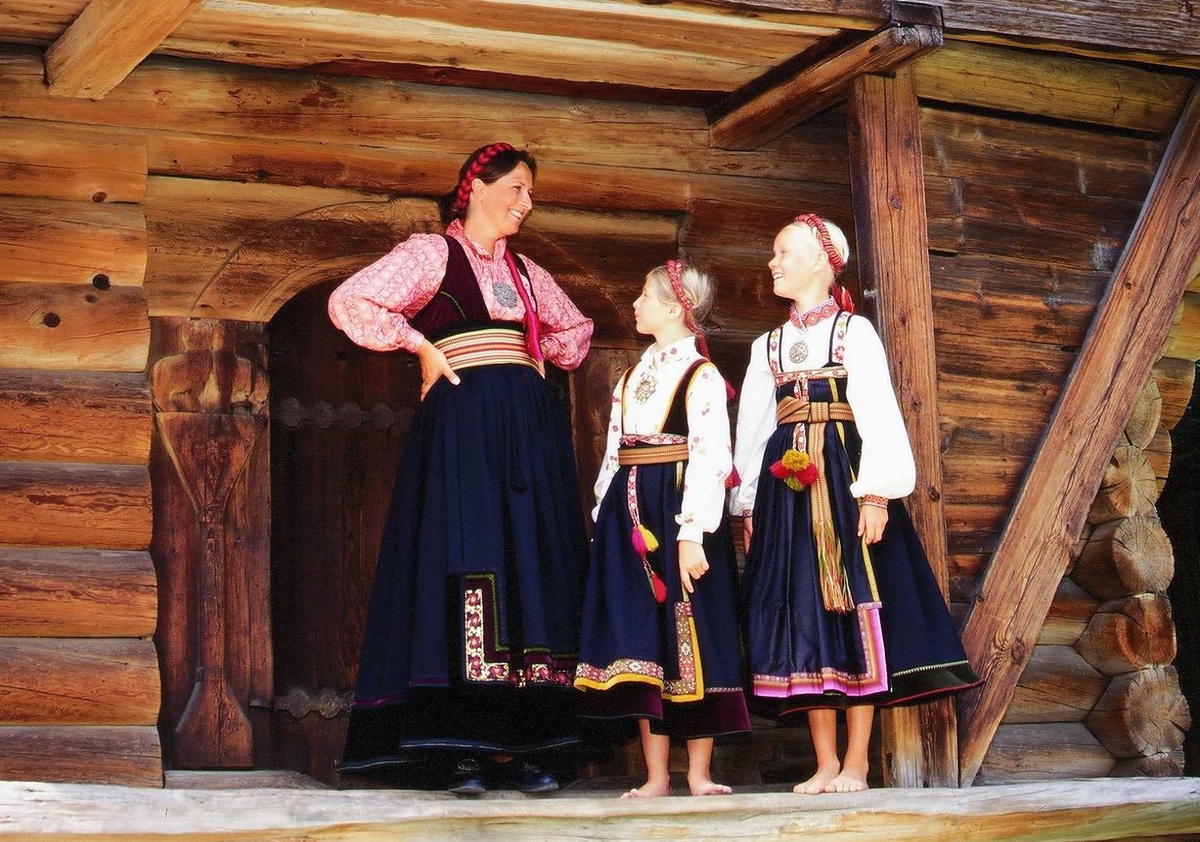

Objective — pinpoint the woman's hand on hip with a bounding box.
[679,540,709,595]
[416,340,460,401]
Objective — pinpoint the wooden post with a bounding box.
[955,84,1200,787]
[847,68,957,787]
[149,318,272,768]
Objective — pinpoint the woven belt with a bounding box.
[434,328,538,373]
[618,444,690,466]
[776,397,855,427]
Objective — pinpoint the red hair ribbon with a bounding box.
[452,143,515,213]
[666,259,735,402]
[794,213,854,314]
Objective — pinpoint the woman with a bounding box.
[329,143,594,794]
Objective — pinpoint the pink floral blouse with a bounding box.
[327,219,593,369]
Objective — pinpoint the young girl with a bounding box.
[733,214,979,794]
[575,260,750,798]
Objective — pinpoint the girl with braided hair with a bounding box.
[575,260,749,798]
[330,144,594,793]
[732,215,978,794]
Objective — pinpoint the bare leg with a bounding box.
[824,705,872,793]
[621,719,672,798]
[685,737,731,796]
[794,709,841,794]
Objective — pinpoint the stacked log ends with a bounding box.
[1076,594,1177,676]
[1084,667,1191,758]
[1124,376,1162,450]
[1087,445,1161,525]
[1152,357,1196,432]
[1111,749,1186,777]
[1074,517,1173,601]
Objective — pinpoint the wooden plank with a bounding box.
[955,85,1200,787]
[1002,645,1108,724]
[0,638,159,725]
[978,723,1115,783]
[4,777,1200,840]
[709,21,943,150]
[0,196,146,286]
[0,282,149,372]
[913,41,1192,133]
[1038,579,1100,647]
[0,462,151,550]
[0,727,161,787]
[0,547,156,637]
[0,49,844,182]
[0,369,151,464]
[847,68,956,787]
[0,120,146,202]
[44,0,205,99]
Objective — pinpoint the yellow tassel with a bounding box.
[638,523,659,553]
[815,519,853,614]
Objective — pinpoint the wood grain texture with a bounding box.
[1003,645,1108,724]
[1085,666,1191,758]
[0,547,156,637]
[0,369,151,464]
[1077,594,1177,677]
[0,638,159,725]
[0,727,161,786]
[978,723,1115,783]
[955,85,1200,787]
[0,119,146,202]
[45,0,205,99]
[0,196,146,286]
[0,461,151,550]
[1074,517,1175,601]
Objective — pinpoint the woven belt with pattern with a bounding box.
[434,327,538,372]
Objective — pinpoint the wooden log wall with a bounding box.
[0,36,1194,786]
[0,119,161,785]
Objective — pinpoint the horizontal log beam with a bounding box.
[0,369,151,464]
[0,727,161,786]
[0,638,159,725]
[955,84,1200,787]
[0,120,146,202]
[0,196,146,286]
[978,723,1115,783]
[45,0,205,99]
[0,462,151,550]
[5,777,1200,840]
[708,21,943,150]
[0,283,150,372]
[0,546,156,637]
[1003,645,1107,724]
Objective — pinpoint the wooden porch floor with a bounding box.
[1,777,1199,841]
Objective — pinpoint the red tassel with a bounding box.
[651,572,667,604]
[631,525,648,558]
[768,460,789,479]
[797,463,819,485]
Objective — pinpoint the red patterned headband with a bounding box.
[452,142,516,213]
[664,260,736,401]
[794,213,846,276]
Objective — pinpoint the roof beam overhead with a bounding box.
[44,0,206,99]
[707,4,943,151]
[955,83,1200,787]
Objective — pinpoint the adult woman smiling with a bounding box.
[329,144,594,793]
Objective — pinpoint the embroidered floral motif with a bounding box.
[664,602,700,698]
[831,311,851,364]
[464,585,509,682]
[575,659,665,685]
[789,297,838,329]
[621,433,687,446]
[463,577,575,686]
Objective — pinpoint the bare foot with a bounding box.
[620,780,671,798]
[687,777,732,796]
[823,764,868,793]
[793,763,840,795]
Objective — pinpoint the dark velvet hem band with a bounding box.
[769,662,982,718]
[578,684,751,740]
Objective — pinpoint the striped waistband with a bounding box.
[776,397,855,427]
[618,443,690,466]
[434,327,538,373]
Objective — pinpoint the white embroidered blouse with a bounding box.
[593,336,732,545]
[730,300,916,516]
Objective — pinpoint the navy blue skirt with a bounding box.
[342,361,589,773]
[743,414,979,715]
[576,460,750,739]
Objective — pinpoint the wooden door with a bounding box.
[268,280,421,784]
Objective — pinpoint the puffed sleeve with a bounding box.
[327,234,449,353]
[730,333,776,516]
[677,363,732,544]
[591,375,625,523]
[519,254,594,370]
[843,316,916,499]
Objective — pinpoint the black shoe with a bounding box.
[448,758,487,796]
[516,761,559,794]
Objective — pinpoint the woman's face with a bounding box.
[633,277,678,337]
[470,162,534,240]
[769,224,823,300]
